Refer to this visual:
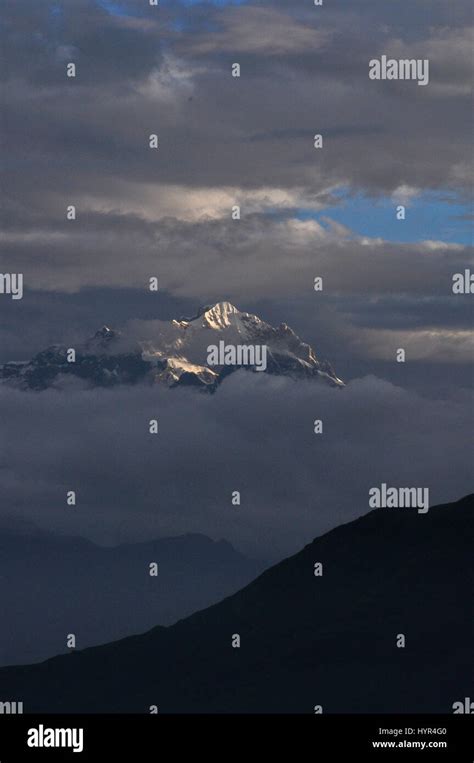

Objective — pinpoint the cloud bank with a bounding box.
[1,374,471,557]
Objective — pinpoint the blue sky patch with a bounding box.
[297,190,473,246]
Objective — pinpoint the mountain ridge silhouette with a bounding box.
[1,494,472,713]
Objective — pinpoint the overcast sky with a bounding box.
[0,0,472,556]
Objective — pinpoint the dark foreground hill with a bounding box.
[1,495,472,713]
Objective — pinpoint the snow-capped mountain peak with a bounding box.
[0,303,344,391]
[177,301,250,332]
[193,301,239,328]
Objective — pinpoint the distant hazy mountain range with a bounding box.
[1,495,472,713]
[0,302,343,391]
[0,526,264,666]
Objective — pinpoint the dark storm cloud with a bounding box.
[0,2,471,396]
[332,295,474,332]
[254,0,472,34]
[2,1,471,276]
[1,0,471,305]
[0,0,167,85]
[0,374,472,558]
[2,211,471,293]
[1,0,472,206]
